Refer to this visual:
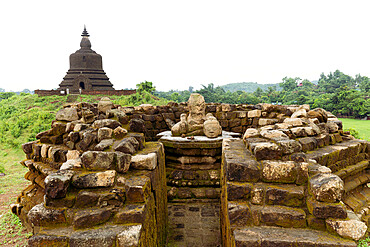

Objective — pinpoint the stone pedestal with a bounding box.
[159,131,239,202]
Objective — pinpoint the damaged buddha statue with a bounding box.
[171,93,222,138]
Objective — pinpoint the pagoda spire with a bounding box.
[80,25,91,49]
[81,25,90,37]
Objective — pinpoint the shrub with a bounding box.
[345,128,360,139]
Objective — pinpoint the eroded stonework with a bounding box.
[13,99,370,247]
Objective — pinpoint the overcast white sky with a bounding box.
[1,0,370,92]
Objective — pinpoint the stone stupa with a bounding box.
[58,26,114,93]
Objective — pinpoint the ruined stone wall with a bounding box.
[13,99,370,246]
[15,101,167,247]
[220,105,370,246]
[120,102,330,142]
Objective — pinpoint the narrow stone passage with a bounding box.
[167,202,221,247]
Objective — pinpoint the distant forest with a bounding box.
[155,70,370,118]
[221,82,281,93]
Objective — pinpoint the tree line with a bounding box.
[154,70,370,118]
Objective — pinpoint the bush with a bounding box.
[358,237,370,247]
[0,163,4,173]
[345,128,360,139]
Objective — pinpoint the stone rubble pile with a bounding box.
[221,104,370,246]
[13,98,167,247]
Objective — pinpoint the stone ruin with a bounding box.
[12,94,370,246]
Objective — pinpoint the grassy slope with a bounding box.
[339,118,370,141]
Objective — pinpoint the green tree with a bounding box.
[137,81,156,94]
[318,70,354,93]
[356,74,370,93]
[280,77,299,91]
[254,87,263,98]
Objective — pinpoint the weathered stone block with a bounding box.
[129,118,146,133]
[326,211,367,241]
[72,170,116,188]
[277,139,302,155]
[291,108,307,118]
[98,97,114,114]
[114,126,128,139]
[93,119,121,129]
[114,204,146,224]
[227,182,252,201]
[113,138,137,154]
[248,110,261,118]
[283,118,303,126]
[56,108,79,121]
[75,191,100,208]
[226,159,261,182]
[73,208,112,229]
[131,153,157,170]
[98,127,113,142]
[251,185,265,205]
[44,170,74,199]
[260,205,306,228]
[309,173,344,202]
[69,227,116,247]
[260,130,289,140]
[327,121,339,133]
[95,139,114,151]
[291,127,308,137]
[116,152,131,173]
[124,175,151,203]
[29,235,69,247]
[262,160,297,183]
[228,202,253,226]
[299,137,317,152]
[81,151,116,170]
[253,142,282,160]
[307,215,326,231]
[22,141,36,154]
[258,118,278,126]
[27,203,66,226]
[265,184,304,207]
[243,128,259,140]
[307,197,347,219]
[117,224,142,247]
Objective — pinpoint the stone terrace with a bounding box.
[11,99,370,246]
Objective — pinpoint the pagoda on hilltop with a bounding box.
[58,26,114,93]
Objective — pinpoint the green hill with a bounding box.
[220,82,281,93]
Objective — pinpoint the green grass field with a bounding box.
[339,118,370,141]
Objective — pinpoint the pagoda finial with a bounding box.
[82,25,89,37]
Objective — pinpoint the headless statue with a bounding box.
[171,93,222,138]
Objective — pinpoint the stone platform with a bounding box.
[159,131,239,201]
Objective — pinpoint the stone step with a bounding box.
[305,140,367,167]
[166,161,221,170]
[29,224,143,247]
[233,226,356,247]
[343,186,370,213]
[226,182,305,208]
[167,168,220,182]
[342,169,370,193]
[335,160,369,180]
[168,186,221,201]
[166,154,221,164]
[228,203,307,228]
